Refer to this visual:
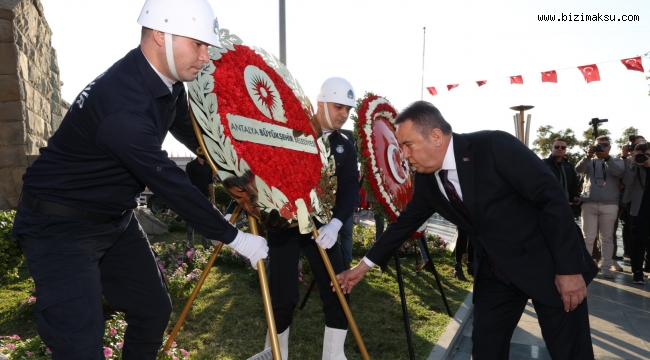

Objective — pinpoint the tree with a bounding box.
[614,126,640,154]
[531,125,580,164]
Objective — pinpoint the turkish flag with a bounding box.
[621,57,644,72]
[426,87,437,96]
[476,80,487,87]
[541,71,557,83]
[510,75,523,84]
[447,84,459,91]
[578,64,600,83]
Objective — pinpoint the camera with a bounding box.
[594,144,607,153]
[627,132,637,152]
[634,140,649,164]
[589,118,608,139]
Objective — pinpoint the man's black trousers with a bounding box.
[631,202,650,273]
[267,227,349,333]
[472,259,594,360]
[12,204,172,360]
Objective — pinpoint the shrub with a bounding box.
[351,224,376,256]
[0,312,192,359]
[154,210,187,233]
[0,210,24,282]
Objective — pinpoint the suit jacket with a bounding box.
[366,131,598,307]
[542,155,580,201]
[622,158,646,216]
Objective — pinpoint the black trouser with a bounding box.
[454,228,474,263]
[267,227,348,333]
[631,203,650,273]
[472,259,594,360]
[11,203,172,360]
[621,207,632,256]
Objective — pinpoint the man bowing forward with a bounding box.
[337,101,598,360]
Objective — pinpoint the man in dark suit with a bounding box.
[337,101,598,359]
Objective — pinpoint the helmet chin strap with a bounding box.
[323,102,335,130]
[164,33,181,82]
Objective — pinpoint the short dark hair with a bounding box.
[141,26,152,41]
[395,101,452,135]
[552,138,567,145]
[636,135,645,140]
[596,135,610,143]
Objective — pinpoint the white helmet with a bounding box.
[317,77,356,107]
[138,0,220,82]
[137,0,221,48]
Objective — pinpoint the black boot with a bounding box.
[454,262,468,281]
[466,262,474,276]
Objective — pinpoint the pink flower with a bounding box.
[28,296,36,303]
[181,349,190,358]
[173,358,179,360]
[12,334,20,340]
[27,351,34,357]
[7,344,15,350]
[46,348,52,354]
[165,350,173,355]
[439,245,444,249]
[172,341,177,347]
[117,342,124,349]
[110,327,117,335]
[103,347,113,357]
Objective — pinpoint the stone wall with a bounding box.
[0,0,68,209]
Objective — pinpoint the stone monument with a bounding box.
[0,0,69,210]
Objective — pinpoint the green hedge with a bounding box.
[0,210,24,281]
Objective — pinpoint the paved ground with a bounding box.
[354,210,650,360]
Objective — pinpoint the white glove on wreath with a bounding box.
[315,218,343,249]
[229,230,268,269]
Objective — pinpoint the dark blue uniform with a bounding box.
[11,47,237,359]
[267,130,359,333]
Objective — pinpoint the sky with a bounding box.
[40,0,650,156]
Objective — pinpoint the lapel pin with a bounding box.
[463,157,470,162]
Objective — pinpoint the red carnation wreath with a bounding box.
[353,93,426,238]
[188,29,334,233]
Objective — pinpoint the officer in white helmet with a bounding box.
[10,1,268,359]
[264,77,359,360]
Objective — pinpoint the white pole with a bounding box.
[420,27,426,100]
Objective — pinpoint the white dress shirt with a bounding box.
[435,136,463,201]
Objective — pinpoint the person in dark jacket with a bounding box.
[9,2,267,359]
[263,77,359,360]
[543,138,581,205]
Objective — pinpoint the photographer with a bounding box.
[575,136,624,278]
[622,139,650,284]
[543,138,581,205]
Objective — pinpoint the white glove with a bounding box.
[224,213,232,222]
[210,239,222,246]
[315,218,343,249]
[229,230,268,269]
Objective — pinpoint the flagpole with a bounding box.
[421,27,426,100]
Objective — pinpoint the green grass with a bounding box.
[0,232,472,360]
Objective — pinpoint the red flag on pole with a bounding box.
[578,64,600,83]
[476,80,487,87]
[426,87,437,96]
[621,57,644,72]
[541,71,557,83]
[510,75,523,84]
[447,84,459,91]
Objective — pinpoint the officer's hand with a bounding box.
[555,274,587,312]
[314,218,343,249]
[228,230,268,269]
[224,213,232,222]
[587,146,595,158]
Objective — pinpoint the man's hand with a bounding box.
[570,197,581,205]
[622,145,630,158]
[586,146,595,158]
[555,274,587,312]
[335,261,372,294]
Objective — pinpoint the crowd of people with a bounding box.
[7,0,647,359]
